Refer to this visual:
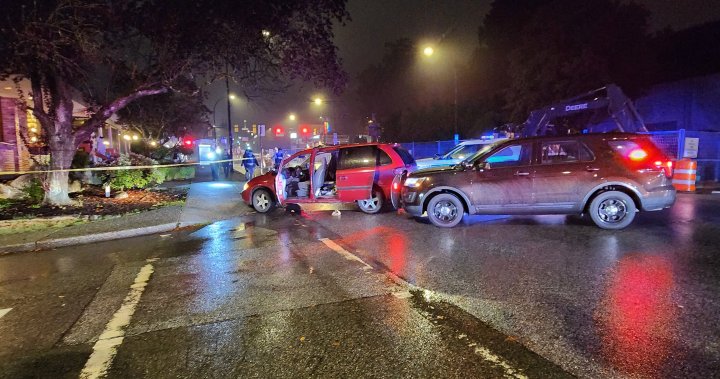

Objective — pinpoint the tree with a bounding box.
[116,92,210,142]
[502,0,653,121]
[0,0,347,205]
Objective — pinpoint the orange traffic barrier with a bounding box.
[672,159,697,192]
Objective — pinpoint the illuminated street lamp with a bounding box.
[423,46,434,56]
[132,135,139,141]
[313,97,323,106]
[288,113,296,121]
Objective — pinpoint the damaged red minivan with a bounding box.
[241,143,415,214]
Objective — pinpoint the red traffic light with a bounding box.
[274,126,285,137]
[301,127,308,134]
[183,138,193,146]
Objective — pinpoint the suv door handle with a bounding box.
[514,171,530,176]
[585,167,600,172]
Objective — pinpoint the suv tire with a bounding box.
[427,193,464,228]
[589,191,636,230]
[252,188,275,213]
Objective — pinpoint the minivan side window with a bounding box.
[338,146,377,170]
[485,144,531,168]
[378,148,393,166]
[541,141,594,164]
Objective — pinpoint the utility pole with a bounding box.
[225,64,233,162]
[453,66,458,139]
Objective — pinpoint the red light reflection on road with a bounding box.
[597,254,676,377]
[338,226,408,274]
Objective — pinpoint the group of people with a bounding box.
[210,146,287,182]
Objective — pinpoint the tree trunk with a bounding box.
[44,137,76,206]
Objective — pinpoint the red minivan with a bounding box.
[241,143,416,214]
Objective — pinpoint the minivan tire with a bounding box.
[427,193,464,228]
[357,189,384,214]
[588,191,636,230]
[252,188,275,213]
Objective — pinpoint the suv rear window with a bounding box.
[393,146,416,165]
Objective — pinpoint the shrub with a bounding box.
[158,166,195,181]
[23,178,44,204]
[99,153,164,191]
[70,150,91,180]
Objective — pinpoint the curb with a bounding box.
[0,222,185,255]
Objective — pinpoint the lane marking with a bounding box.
[0,308,11,319]
[79,258,158,379]
[474,346,528,379]
[319,238,373,271]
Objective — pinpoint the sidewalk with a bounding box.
[0,167,253,254]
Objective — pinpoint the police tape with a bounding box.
[0,157,259,176]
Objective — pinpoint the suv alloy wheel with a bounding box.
[427,193,464,227]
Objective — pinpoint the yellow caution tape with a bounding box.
[0,157,257,176]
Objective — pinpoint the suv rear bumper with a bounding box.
[640,185,676,211]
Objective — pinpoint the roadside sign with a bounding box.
[259,124,266,137]
[683,137,699,158]
[332,132,338,145]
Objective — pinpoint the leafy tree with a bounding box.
[0,0,347,205]
[116,92,210,143]
[501,0,653,121]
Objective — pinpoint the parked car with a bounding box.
[400,133,676,229]
[414,138,502,170]
[242,143,416,214]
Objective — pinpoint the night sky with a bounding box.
[211,0,720,134]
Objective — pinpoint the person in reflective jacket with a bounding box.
[242,149,259,181]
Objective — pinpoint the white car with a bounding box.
[415,139,503,170]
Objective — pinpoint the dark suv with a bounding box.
[401,134,676,229]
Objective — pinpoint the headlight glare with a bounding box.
[404,177,427,188]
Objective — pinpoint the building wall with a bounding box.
[636,73,720,132]
[0,97,32,173]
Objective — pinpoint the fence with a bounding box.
[399,140,465,159]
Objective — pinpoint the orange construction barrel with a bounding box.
[672,159,697,192]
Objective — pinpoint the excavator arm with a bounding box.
[520,84,648,137]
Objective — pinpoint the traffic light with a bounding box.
[274,126,284,137]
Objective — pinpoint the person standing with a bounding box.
[223,148,232,178]
[273,148,284,170]
[242,148,259,181]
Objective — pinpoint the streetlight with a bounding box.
[313,97,323,106]
[288,113,296,121]
[422,44,458,139]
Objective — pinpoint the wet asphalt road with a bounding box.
[0,194,719,378]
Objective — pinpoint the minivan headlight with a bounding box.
[404,177,427,188]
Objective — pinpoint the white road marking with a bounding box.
[0,308,11,319]
[392,290,413,299]
[474,346,528,379]
[79,258,158,379]
[319,238,373,270]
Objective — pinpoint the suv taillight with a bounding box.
[609,140,673,179]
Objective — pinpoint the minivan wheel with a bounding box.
[252,189,275,213]
[427,193,464,228]
[358,189,384,214]
[589,191,636,230]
